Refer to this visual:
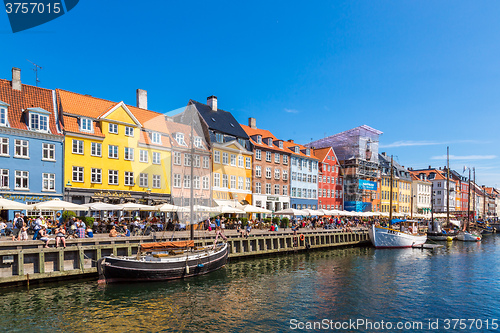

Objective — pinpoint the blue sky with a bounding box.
[2,1,500,187]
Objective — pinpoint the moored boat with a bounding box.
[369,221,427,248]
[456,230,481,242]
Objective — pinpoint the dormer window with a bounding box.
[279,141,283,149]
[306,149,310,156]
[151,132,161,144]
[194,137,203,148]
[0,101,9,127]
[175,133,186,146]
[256,135,262,144]
[80,118,93,133]
[294,146,299,154]
[268,138,273,147]
[216,133,224,143]
[238,138,245,147]
[26,108,50,132]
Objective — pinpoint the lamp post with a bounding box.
[65,181,72,202]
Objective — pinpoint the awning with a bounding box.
[213,199,244,208]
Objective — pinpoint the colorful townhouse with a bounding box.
[164,118,211,208]
[241,118,290,212]
[184,96,252,207]
[409,172,432,215]
[449,169,469,218]
[378,153,412,214]
[0,68,64,220]
[314,147,343,211]
[286,140,318,210]
[57,89,172,205]
[410,167,456,213]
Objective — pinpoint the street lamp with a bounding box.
[65,181,72,202]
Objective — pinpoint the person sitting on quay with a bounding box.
[32,215,43,240]
[75,220,86,238]
[0,220,7,237]
[109,226,119,237]
[39,226,50,248]
[19,222,28,241]
[268,224,275,232]
[245,221,252,238]
[55,226,66,248]
[122,225,130,237]
[86,226,94,238]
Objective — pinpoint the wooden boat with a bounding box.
[369,221,427,248]
[457,230,481,242]
[97,241,229,283]
[427,220,458,241]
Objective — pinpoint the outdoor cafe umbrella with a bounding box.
[117,202,157,211]
[0,197,28,210]
[82,202,123,211]
[155,203,185,212]
[214,205,245,214]
[301,209,324,216]
[242,204,272,214]
[27,198,88,211]
[274,208,307,215]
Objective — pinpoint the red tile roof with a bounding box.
[63,115,105,137]
[0,78,61,135]
[240,124,288,153]
[283,140,319,160]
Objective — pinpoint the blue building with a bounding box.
[0,68,64,221]
[285,140,319,210]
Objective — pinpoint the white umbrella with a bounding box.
[117,202,157,211]
[214,205,245,214]
[275,208,307,215]
[242,204,271,214]
[27,198,87,211]
[0,197,28,210]
[302,209,325,216]
[156,203,185,212]
[82,202,123,211]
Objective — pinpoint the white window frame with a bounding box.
[124,171,134,186]
[108,145,118,159]
[90,142,102,157]
[125,126,134,137]
[173,174,182,188]
[202,176,209,190]
[15,170,29,189]
[193,155,201,168]
[245,157,251,169]
[222,152,228,165]
[91,168,102,184]
[0,137,8,156]
[266,167,272,179]
[173,151,181,165]
[238,155,244,168]
[283,185,288,196]
[42,143,55,161]
[230,175,236,189]
[175,133,186,146]
[266,151,272,162]
[42,173,56,191]
[108,170,119,185]
[0,169,8,188]
[256,182,261,194]
[80,118,93,133]
[14,140,29,158]
[72,166,83,183]
[183,175,191,188]
[265,183,271,195]
[184,153,191,166]
[153,152,161,165]
[72,139,83,155]
[108,123,118,134]
[152,174,161,189]
[203,156,210,169]
[256,165,261,178]
[151,132,161,144]
[193,175,200,189]
[213,173,220,187]
[275,153,280,163]
[255,149,261,160]
[238,176,244,190]
[194,137,203,148]
[222,174,228,188]
[246,177,251,191]
[139,173,148,188]
[274,168,280,180]
[30,113,48,132]
[274,184,280,195]
[214,150,220,164]
[0,107,7,127]
[139,150,148,163]
[124,147,134,161]
[230,154,236,166]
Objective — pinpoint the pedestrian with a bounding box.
[19,222,28,240]
[33,215,43,240]
[12,213,24,241]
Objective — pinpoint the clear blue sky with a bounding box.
[2,1,500,187]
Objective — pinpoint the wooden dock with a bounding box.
[0,229,369,286]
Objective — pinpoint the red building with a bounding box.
[314,147,343,210]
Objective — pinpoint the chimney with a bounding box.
[428,165,431,169]
[207,95,217,111]
[136,89,147,109]
[381,152,387,157]
[287,139,294,143]
[12,67,21,91]
[248,117,257,129]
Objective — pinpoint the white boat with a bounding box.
[369,222,427,248]
[456,231,481,242]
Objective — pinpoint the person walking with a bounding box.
[33,215,43,240]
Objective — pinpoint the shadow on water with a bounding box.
[2,238,500,332]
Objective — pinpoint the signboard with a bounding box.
[344,201,372,212]
[358,180,377,191]
[267,196,279,201]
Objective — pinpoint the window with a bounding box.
[222,152,228,165]
[0,137,8,156]
[0,169,8,188]
[153,175,161,188]
[194,137,203,148]
[124,147,134,161]
[292,172,297,181]
[256,182,261,194]
[72,167,83,182]
[265,183,271,194]
[184,153,191,166]
[91,168,102,184]
[183,175,191,188]
[151,132,161,144]
[297,173,301,182]
[125,126,134,137]
[139,173,148,187]
[124,172,134,186]
[108,170,118,185]
[72,140,83,155]
[294,146,299,154]
[202,176,209,190]
[283,155,288,165]
[174,152,181,165]
[307,175,311,183]
[275,153,280,163]
[292,187,296,197]
[312,190,317,199]
[266,167,272,179]
[108,145,118,159]
[193,176,200,189]
[274,184,280,194]
[42,143,55,160]
[0,107,7,126]
[256,135,262,144]
[283,170,288,181]
[175,133,186,145]
[306,149,310,156]
[153,152,161,164]
[256,165,261,177]
[91,142,102,157]
[279,141,283,149]
[303,189,307,198]
[194,155,200,167]
[80,118,93,132]
[230,154,236,166]
[222,174,228,188]
[43,174,56,192]
[245,157,251,169]
[266,151,271,162]
[139,150,148,163]
[312,175,316,183]
[109,123,118,134]
[268,138,273,147]
[246,178,251,191]
[173,174,182,188]
[230,175,236,189]
[30,113,48,132]
[216,133,224,143]
[274,168,280,180]
[203,156,210,168]
[283,185,288,196]
[213,173,220,187]
[214,150,220,163]
[238,138,245,147]
[238,176,243,190]
[255,149,261,160]
[15,170,29,189]
[238,155,244,168]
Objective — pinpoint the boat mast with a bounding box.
[190,109,195,241]
[467,168,471,230]
[389,155,393,225]
[446,146,450,225]
[472,167,476,226]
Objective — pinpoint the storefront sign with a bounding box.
[344,201,372,212]
[267,196,278,201]
[358,180,377,191]
[93,191,132,198]
[2,194,53,202]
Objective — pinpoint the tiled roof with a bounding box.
[63,115,104,137]
[0,78,61,135]
[57,89,171,135]
[283,140,319,160]
[188,100,249,139]
[410,169,446,181]
[138,130,171,149]
[240,124,288,153]
[164,120,207,151]
[313,147,335,162]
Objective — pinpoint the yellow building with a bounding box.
[379,152,412,214]
[58,89,171,205]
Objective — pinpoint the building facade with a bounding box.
[314,147,343,211]
[286,140,318,210]
[0,68,64,220]
[241,118,290,212]
[409,172,432,215]
[378,153,412,214]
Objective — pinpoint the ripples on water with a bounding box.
[2,237,500,332]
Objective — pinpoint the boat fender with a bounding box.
[185,264,190,274]
[477,237,481,241]
[299,234,305,242]
[197,263,204,268]
[446,236,453,242]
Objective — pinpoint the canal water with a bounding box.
[3,236,500,332]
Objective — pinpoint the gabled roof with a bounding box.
[164,120,207,152]
[410,168,446,181]
[410,173,431,183]
[188,99,249,139]
[240,124,288,153]
[283,140,318,160]
[62,115,104,137]
[378,153,411,181]
[313,147,340,164]
[0,78,61,135]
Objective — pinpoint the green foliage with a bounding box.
[264,218,272,223]
[62,210,76,222]
[79,216,95,227]
[241,217,248,227]
[272,217,280,224]
[281,217,289,228]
